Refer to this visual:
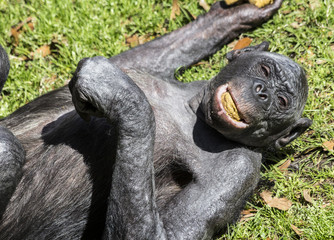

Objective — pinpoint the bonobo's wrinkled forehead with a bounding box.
[255,51,307,97]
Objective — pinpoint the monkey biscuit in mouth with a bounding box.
[221,92,241,121]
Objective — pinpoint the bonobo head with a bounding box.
[0,45,10,93]
[200,42,312,149]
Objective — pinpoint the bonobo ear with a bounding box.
[226,41,270,62]
[274,118,312,149]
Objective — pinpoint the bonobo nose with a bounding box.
[253,80,269,102]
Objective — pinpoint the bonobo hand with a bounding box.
[69,56,151,124]
[210,0,283,27]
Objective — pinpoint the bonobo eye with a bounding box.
[278,95,288,109]
[260,64,270,78]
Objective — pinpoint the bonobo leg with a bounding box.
[69,57,262,239]
[110,0,283,80]
[0,46,25,219]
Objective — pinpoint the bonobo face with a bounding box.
[200,48,312,149]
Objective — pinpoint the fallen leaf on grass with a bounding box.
[240,209,257,222]
[125,34,139,48]
[321,202,331,208]
[170,0,180,20]
[322,140,334,151]
[240,213,256,222]
[303,189,313,203]
[233,37,252,50]
[199,0,210,11]
[260,190,292,211]
[278,159,291,172]
[31,45,51,58]
[282,10,291,14]
[125,34,151,48]
[11,17,35,45]
[241,209,257,215]
[291,224,302,236]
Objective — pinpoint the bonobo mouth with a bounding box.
[216,84,249,129]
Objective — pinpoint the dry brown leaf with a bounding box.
[233,37,252,50]
[138,35,152,45]
[199,0,210,11]
[260,190,292,211]
[278,159,291,172]
[291,224,302,236]
[321,202,331,208]
[241,209,257,215]
[240,213,256,222]
[303,189,313,203]
[170,0,180,20]
[269,197,292,210]
[228,40,238,49]
[322,140,334,151]
[282,10,291,14]
[11,17,34,45]
[31,45,51,58]
[260,190,273,202]
[126,34,139,48]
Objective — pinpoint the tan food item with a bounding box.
[249,0,273,8]
[221,92,241,121]
[225,0,273,8]
[225,0,239,5]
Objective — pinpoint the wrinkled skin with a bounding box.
[0,1,312,239]
[199,42,311,148]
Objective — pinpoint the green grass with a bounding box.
[0,0,333,239]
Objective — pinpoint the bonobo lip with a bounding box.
[215,84,249,129]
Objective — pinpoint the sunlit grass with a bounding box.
[0,0,333,239]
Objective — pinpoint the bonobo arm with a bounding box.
[69,57,166,239]
[110,0,283,81]
[162,148,262,239]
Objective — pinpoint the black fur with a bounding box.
[0,1,312,239]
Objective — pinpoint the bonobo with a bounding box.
[0,1,312,239]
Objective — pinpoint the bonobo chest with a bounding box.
[122,70,247,208]
[125,69,202,138]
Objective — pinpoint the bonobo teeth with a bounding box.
[221,92,241,122]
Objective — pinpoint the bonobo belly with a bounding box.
[0,111,185,239]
